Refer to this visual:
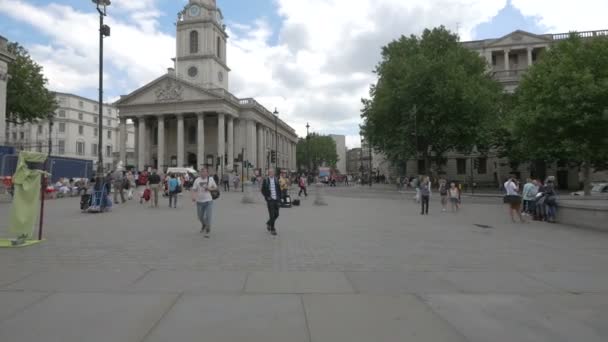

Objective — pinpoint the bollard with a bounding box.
[313,182,328,206]
[241,181,256,204]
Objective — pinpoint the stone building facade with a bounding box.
[6,92,135,171]
[0,35,15,145]
[116,0,298,175]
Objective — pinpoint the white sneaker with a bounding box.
[442,209,447,212]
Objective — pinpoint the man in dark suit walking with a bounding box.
[261,169,282,236]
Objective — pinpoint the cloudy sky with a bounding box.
[1,0,607,148]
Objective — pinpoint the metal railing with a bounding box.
[553,30,608,40]
[491,68,529,81]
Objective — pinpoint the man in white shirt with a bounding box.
[261,169,282,236]
[191,168,218,238]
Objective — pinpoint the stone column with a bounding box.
[197,113,205,169]
[257,124,264,171]
[133,119,139,169]
[233,119,240,164]
[217,113,226,174]
[246,120,256,168]
[504,49,510,71]
[119,117,127,166]
[137,118,146,171]
[527,47,533,67]
[176,113,185,167]
[227,116,234,171]
[157,116,165,172]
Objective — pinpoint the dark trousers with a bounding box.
[421,195,429,214]
[299,186,307,197]
[223,181,230,192]
[169,191,178,208]
[266,200,280,230]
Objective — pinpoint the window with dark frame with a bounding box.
[190,30,199,54]
[457,158,467,175]
[477,158,487,174]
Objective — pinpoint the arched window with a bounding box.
[216,37,221,58]
[190,31,199,54]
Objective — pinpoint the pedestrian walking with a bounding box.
[147,170,162,208]
[439,179,448,212]
[504,176,525,223]
[420,176,431,215]
[233,172,240,191]
[222,173,230,192]
[191,168,218,238]
[261,169,282,236]
[298,174,308,197]
[167,174,180,208]
[112,168,126,204]
[448,182,461,212]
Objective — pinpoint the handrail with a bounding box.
[553,30,608,40]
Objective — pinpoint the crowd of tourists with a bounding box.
[504,176,559,223]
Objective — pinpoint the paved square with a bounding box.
[1,187,607,341]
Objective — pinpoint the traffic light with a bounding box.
[271,150,276,163]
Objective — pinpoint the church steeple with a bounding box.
[175,0,229,90]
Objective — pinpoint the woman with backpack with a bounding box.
[543,176,558,223]
[167,174,181,209]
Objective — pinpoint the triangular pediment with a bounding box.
[115,74,222,107]
[487,30,552,47]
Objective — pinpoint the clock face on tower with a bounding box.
[188,67,198,78]
[188,5,201,17]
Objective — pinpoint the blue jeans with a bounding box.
[169,191,178,208]
[546,204,557,221]
[196,201,213,227]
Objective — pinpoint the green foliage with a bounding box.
[296,133,339,171]
[505,35,608,169]
[361,26,503,175]
[6,42,57,124]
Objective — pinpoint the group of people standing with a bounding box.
[416,177,462,215]
[504,176,558,223]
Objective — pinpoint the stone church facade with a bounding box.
[115,0,298,175]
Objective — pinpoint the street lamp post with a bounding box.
[93,0,111,177]
[273,108,279,173]
[305,122,310,174]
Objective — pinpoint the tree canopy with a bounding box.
[296,133,339,171]
[361,26,503,175]
[504,34,608,194]
[6,42,57,124]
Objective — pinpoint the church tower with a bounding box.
[176,0,229,90]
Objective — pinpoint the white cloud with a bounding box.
[511,0,608,33]
[0,0,174,99]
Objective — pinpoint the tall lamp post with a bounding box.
[305,122,310,174]
[93,0,111,177]
[273,108,279,173]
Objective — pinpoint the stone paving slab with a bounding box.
[438,271,562,294]
[7,267,148,292]
[0,291,49,322]
[345,271,461,294]
[423,293,607,342]
[130,270,248,294]
[0,266,38,288]
[528,294,608,337]
[0,292,178,342]
[524,272,608,293]
[302,294,468,342]
[143,294,309,342]
[245,271,354,294]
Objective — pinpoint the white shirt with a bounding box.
[504,180,519,196]
[192,177,217,203]
[269,177,277,200]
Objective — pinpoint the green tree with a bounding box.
[6,42,57,125]
[361,26,503,176]
[506,34,608,196]
[296,133,339,171]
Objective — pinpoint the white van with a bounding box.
[166,167,198,176]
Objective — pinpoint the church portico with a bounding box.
[116,0,298,176]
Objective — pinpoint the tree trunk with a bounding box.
[583,161,592,196]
